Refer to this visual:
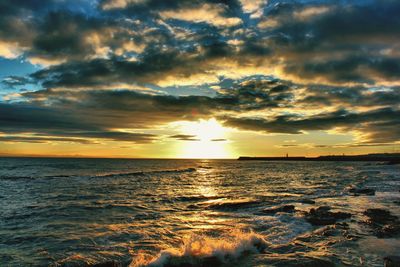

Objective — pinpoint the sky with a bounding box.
[0,0,399,158]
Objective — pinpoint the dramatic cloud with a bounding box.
[159,3,242,27]
[2,80,399,145]
[0,0,399,153]
[0,90,222,143]
[0,102,157,143]
[221,108,400,144]
[265,0,400,85]
[300,86,400,108]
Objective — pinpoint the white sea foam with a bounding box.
[130,230,269,267]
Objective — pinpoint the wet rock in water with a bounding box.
[364,208,400,238]
[364,209,397,224]
[305,206,351,226]
[157,255,226,267]
[271,257,335,267]
[318,226,337,237]
[91,261,121,267]
[262,204,296,214]
[349,187,375,196]
[165,255,222,267]
[384,256,400,267]
[299,199,316,204]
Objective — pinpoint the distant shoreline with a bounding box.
[238,153,400,163]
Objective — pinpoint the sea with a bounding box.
[0,158,399,267]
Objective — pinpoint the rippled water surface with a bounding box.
[1,158,399,266]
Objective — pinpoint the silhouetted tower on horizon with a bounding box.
[286,153,288,158]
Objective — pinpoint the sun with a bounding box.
[179,118,226,141]
[173,119,233,159]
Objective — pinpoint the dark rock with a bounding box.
[384,255,400,267]
[387,160,400,165]
[263,205,296,214]
[364,209,398,224]
[91,261,121,267]
[305,206,351,226]
[201,256,224,267]
[299,199,316,204]
[163,255,224,267]
[319,227,336,237]
[349,187,375,196]
[272,257,335,267]
[364,208,400,238]
[335,222,349,228]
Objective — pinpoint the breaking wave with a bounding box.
[130,230,269,267]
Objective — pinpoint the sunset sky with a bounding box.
[1,0,399,158]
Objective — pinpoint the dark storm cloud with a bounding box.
[2,76,32,88]
[99,0,242,17]
[0,2,36,49]
[221,108,400,143]
[265,0,400,84]
[0,103,157,143]
[285,56,400,84]
[301,86,400,107]
[30,11,109,61]
[25,78,295,113]
[28,39,269,88]
[30,50,188,88]
[217,78,295,110]
[0,0,99,55]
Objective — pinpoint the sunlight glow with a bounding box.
[179,118,226,141]
[174,119,233,158]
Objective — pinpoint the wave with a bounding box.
[45,174,73,178]
[0,168,197,181]
[1,174,75,180]
[94,168,196,178]
[189,198,264,211]
[0,176,35,180]
[130,230,269,267]
[197,165,213,169]
[174,195,221,202]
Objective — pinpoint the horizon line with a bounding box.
[1,152,400,160]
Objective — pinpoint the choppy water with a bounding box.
[0,158,399,266]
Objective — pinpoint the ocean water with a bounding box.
[0,158,399,266]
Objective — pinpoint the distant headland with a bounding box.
[238,153,400,164]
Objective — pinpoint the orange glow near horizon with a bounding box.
[0,119,396,159]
